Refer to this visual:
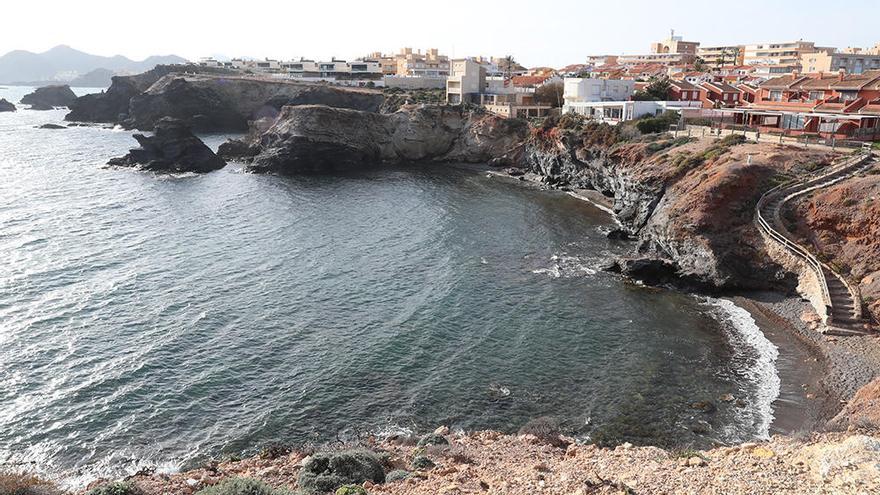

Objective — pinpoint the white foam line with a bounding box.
[706,297,780,440]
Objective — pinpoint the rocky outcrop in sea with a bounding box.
[107,117,225,173]
[65,65,384,132]
[0,98,16,112]
[218,104,528,174]
[21,85,77,109]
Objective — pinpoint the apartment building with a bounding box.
[618,33,699,66]
[743,41,832,69]
[445,59,553,118]
[365,48,450,77]
[801,51,880,75]
[697,45,745,67]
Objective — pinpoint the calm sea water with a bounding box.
[0,87,807,486]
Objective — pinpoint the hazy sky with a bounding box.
[3,0,879,67]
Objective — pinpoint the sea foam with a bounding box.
[705,297,781,440]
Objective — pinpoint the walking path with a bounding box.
[755,152,875,336]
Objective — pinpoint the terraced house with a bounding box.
[736,70,880,140]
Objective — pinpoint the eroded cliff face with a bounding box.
[220,105,528,174]
[790,172,880,322]
[127,75,385,131]
[65,64,233,123]
[64,67,384,131]
[515,123,839,291]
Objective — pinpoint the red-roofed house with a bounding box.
[699,81,742,108]
[732,70,880,140]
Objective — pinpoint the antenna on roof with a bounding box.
[670,28,675,39]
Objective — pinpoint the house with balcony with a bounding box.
[699,81,742,108]
[730,70,880,140]
[446,59,553,118]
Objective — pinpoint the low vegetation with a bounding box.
[0,472,61,495]
[195,478,291,495]
[85,481,140,495]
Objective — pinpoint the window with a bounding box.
[782,114,805,129]
[808,91,824,101]
[769,90,783,102]
[839,91,858,101]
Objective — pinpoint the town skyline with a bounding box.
[3,0,880,68]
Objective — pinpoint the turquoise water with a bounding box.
[1,87,787,486]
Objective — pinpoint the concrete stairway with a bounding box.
[756,152,875,336]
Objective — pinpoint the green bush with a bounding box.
[634,111,680,134]
[385,470,412,482]
[86,481,140,495]
[334,486,367,495]
[196,477,291,495]
[298,450,384,494]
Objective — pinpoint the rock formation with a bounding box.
[37,123,66,129]
[21,85,77,108]
[66,64,209,123]
[0,98,15,112]
[511,118,839,291]
[219,104,528,173]
[65,65,385,132]
[789,169,880,323]
[107,117,225,173]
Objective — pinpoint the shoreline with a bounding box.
[483,164,879,435]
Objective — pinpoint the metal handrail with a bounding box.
[755,152,871,322]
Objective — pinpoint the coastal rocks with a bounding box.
[517,125,833,292]
[21,85,77,108]
[37,123,67,129]
[297,450,385,494]
[107,118,225,173]
[0,98,15,112]
[123,73,384,131]
[66,64,237,124]
[236,104,527,174]
[799,435,880,492]
[603,257,681,286]
[827,377,880,432]
[417,433,449,447]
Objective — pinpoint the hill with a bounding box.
[0,45,187,85]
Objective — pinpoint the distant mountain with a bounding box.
[0,45,187,85]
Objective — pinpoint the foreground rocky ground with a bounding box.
[62,422,878,495]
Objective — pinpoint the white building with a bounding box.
[563,78,635,106]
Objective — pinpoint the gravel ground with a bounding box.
[104,428,880,495]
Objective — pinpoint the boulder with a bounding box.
[0,98,15,112]
[107,117,225,173]
[417,434,449,447]
[21,85,77,108]
[297,450,385,494]
[604,257,681,286]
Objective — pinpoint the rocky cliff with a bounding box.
[511,119,840,291]
[0,98,15,112]
[789,169,880,323]
[219,105,528,174]
[66,64,230,123]
[65,65,384,132]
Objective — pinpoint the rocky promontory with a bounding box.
[21,84,77,109]
[0,98,16,112]
[65,65,385,132]
[107,117,225,173]
[219,104,528,174]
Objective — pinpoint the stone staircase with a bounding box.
[756,152,875,336]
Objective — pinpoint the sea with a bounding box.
[0,86,820,488]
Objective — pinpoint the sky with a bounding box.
[2,0,879,68]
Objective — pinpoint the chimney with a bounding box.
[792,69,799,78]
[838,68,846,81]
